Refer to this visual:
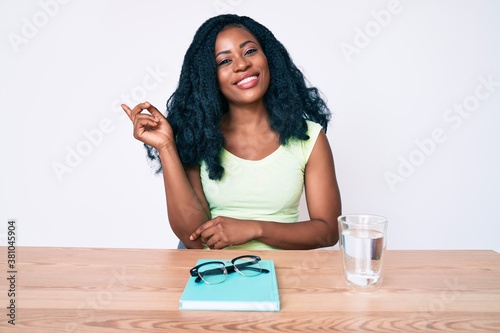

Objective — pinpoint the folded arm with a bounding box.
[190,131,341,250]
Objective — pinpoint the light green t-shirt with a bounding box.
[200,120,323,250]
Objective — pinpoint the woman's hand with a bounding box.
[121,102,174,150]
[189,217,260,249]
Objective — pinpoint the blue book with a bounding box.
[179,259,280,311]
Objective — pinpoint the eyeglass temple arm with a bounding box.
[233,261,270,274]
[194,263,270,281]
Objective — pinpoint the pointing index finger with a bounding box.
[121,102,164,122]
[121,103,133,120]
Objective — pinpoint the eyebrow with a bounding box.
[215,40,258,58]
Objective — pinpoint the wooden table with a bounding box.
[0,247,499,332]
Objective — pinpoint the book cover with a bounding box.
[179,259,280,311]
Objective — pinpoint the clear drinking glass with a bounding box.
[338,214,388,290]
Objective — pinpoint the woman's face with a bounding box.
[214,26,270,108]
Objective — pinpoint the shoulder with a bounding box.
[283,120,325,166]
[301,120,324,160]
[305,120,323,139]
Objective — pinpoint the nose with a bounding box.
[232,56,250,72]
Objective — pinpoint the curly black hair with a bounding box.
[145,14,331,180]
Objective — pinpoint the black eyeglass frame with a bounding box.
[189,255,270,284]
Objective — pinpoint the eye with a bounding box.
[244,48,258,56]
[217,58,231,66]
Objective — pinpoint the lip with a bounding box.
[233,72,260,88]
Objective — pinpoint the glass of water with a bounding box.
[338,214,388,290]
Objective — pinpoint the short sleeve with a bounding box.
[301,120,323,164]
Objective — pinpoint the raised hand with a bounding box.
[121,102,174,150]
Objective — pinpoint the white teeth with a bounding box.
[236,76,257,85]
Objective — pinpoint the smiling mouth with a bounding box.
[235,75,259,86]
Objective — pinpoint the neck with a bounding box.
[223,101,270,130]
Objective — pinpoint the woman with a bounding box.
[122,14,341,250]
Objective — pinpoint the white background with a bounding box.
[1,0,499,251]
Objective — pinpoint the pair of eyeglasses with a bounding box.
[190,255,270,284]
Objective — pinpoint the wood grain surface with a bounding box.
[0,247,499,332]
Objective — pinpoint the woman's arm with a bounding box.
[260,130,341,249]
[158,146,210,248]
[190,131,341,249]
[122,102,210,248]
